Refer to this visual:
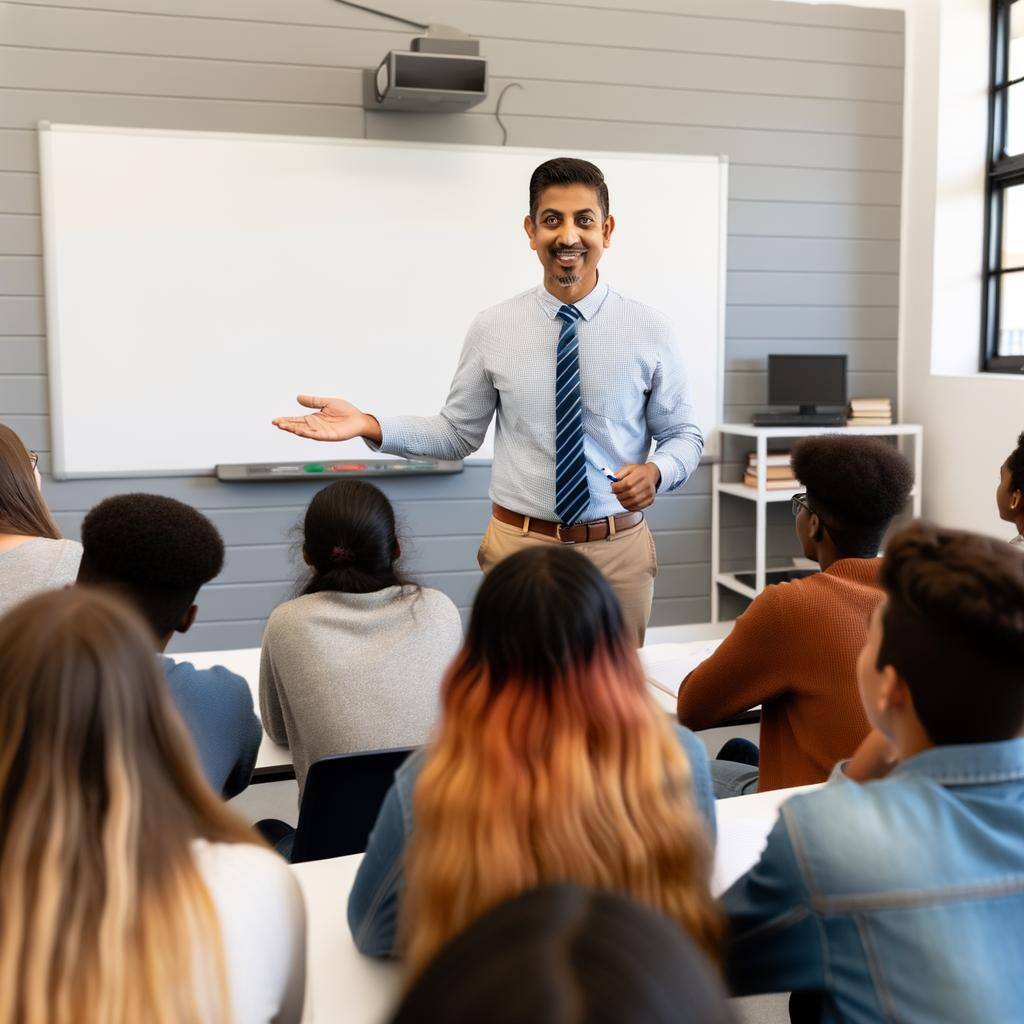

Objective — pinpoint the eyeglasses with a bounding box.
[27,450,39,470]
[791,492,811,518]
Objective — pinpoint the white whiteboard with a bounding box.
[39,124,726,478]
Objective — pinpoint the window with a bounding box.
[983,0,1024,372]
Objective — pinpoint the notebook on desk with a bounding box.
[640,640,724,699]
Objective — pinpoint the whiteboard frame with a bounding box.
[38,122,727,479]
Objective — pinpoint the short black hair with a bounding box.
[878,521,1024,744]
[791,436,913,557]
[77,493,224,638]
[1006,429,1024,494]
[529,157,609,221]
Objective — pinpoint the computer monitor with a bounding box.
[767,354,847,415]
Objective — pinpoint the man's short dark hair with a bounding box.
[77,493,224,638]
[878,521,1024,744]
[529,157,609,221]
[790,436,913,557]
[1006,429,1024,494]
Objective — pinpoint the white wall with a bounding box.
[786,0,1024,539]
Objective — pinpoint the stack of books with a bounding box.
[743,451,798,490]
[847,398,893,426]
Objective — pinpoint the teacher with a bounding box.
[274,157,703,646]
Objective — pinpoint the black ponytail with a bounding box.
[298,480,416,596]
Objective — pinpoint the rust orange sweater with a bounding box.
[677,558,881,791]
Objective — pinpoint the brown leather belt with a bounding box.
[492,503,643,544]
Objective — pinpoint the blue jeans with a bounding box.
[710,758,759,798]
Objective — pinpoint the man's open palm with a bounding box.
[272,395,374,442]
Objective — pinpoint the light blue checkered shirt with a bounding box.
[371,280,704,521]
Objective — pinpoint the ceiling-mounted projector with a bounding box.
[365,24,487,113]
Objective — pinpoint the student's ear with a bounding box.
[602,213,615,248]
[876,665,908,715]
[302,546,313,567]
[393,539,401,561]
[177,604,198,635]
[524,214,538,250]
[1012,489,1022,512]
[808,511,826,543]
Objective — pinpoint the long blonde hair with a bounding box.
[0,587,259,1024]
[401,546,722,976]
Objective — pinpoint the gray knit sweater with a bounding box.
[0,538,82,618]
[259,586,463,796]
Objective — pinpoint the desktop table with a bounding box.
[290,784,815,1023]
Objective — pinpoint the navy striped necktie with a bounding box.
[554,303,589,525]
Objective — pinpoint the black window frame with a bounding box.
[982,0,1024,373]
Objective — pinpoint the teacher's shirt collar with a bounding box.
[535,278,610,322]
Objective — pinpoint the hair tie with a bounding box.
[330,546,354,564]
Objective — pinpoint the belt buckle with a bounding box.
[555,523,575,544]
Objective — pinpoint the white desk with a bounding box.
[290,783,816,1024]
[173,639,732,780]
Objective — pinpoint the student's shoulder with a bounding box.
[412,585,463,625]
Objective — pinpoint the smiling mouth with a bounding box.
[553,250,585,265]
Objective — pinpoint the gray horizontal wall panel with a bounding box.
[0,215,40,257]
[3,0,905,67]
[368,113,902,172]
[726,305,898,338]
[728,237,900,273]
[0,171,38,214]
[0,256,43,294]
[649,597,711,629]
[0,374,46,413]
[725,369,898,406]
[0,90,366,140]
[0,336,46,372]
[0,413,48,449]
[654,563,709,600]
[728,201,900,240]
[168,619,267,653]
[0,294,44,333]
[727,272,898,307]
[728,166,900,205]
[0,130,36,172]
[727,338,898,372]
[195,581,292,622]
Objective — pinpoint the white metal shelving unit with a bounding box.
[711,423,923,622]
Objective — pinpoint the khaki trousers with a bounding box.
[476,516,658,647]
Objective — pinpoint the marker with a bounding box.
[601,466,621,483]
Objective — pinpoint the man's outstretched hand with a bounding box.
[272,395,382,444]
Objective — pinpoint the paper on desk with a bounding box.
[711,816,775,896]
[639,640,723,698]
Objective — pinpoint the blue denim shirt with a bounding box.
[348,724,716,957]
[722,739,1024,1024]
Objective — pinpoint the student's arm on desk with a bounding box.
[371,320,497,462]
[676,587,791,729]
[720,816,824,996]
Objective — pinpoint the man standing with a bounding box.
[274,157,703,645]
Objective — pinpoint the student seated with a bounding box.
[996,428,1024,545]
[0,423,81,616]
[390,884,734,1024]
[678,435,913,795]
[0,587,305,1024]
[348,545,720,972]
[722,522,1024,1023]
[77,493,261,798]
[260,480,462,799]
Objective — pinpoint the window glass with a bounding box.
[1011,0,1024,82]
[1003,184,1024,269]
[999,271,1024,356]
[1007,81,1024,156]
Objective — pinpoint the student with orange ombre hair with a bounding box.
[0,587,305,1024]
[348,545,720,975]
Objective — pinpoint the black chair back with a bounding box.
[289,745,416,864]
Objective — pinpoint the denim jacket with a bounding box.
[722,739,1024,1024]
[347,724,716,956]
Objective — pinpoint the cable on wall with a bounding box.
[331,0,428,31]
[495,82,522,146]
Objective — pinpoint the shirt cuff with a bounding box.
[649,452,681,493]
[828,759,854,784]
[364,417,402,457]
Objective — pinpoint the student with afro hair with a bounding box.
[77,493,262,798]
[995,429,1024,545]
[678,435,913,796]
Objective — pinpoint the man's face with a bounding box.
[524,184,614,289]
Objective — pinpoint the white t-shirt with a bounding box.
[194,841,306,1024]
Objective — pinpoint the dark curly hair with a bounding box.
[77,493,225,638]
[1005,430,1024,495]
[529,157,609,221]
[878,521,1024,744]
[790,436,913,557]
